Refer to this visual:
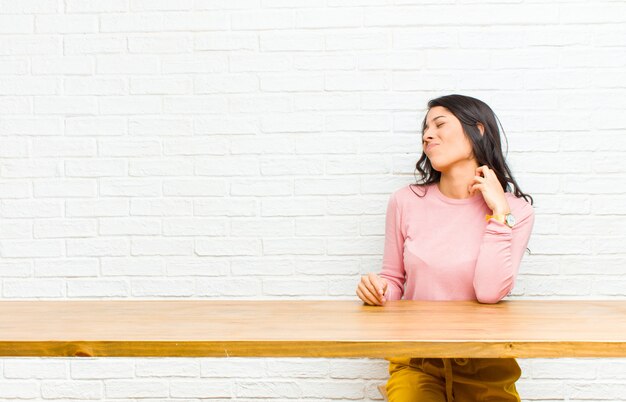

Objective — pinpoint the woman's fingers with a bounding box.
[368,273,386,300]
[356,286,377,305]
[356,286,377,306]
[362,280,382,304]
[469,182,484,196]
[356,274,389,306]
[476,165,497,181]
[356,276,373,304]
[357,282,381,305]
[363,272,383,303]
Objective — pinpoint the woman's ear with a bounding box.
[477,122,485,136]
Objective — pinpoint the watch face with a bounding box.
[505,213,516,227]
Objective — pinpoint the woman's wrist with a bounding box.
[491,204,510,216]
[486,209,510,224]
[491,210,510,216]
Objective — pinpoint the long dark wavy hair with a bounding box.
[410,94,534,207]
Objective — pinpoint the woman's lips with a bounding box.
[426,143,439,152]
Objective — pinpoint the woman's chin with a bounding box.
[429,162,443,172]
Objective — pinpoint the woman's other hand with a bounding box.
[356,273,388,306]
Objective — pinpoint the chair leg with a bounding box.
[377,383,388,401]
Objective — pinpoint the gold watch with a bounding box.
[485,212,516,228]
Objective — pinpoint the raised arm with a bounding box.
[379,192,406,301]
[473,201,535,304]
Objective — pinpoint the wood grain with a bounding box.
[0,300,624,358]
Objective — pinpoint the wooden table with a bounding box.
[1,300,625,358]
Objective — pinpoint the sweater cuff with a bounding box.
[384,284,400,301]
[486,217,513,234]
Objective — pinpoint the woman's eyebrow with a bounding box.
[424,115,446,129]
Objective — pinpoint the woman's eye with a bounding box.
[437,124,443,128]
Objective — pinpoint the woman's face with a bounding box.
[421,106,476,173]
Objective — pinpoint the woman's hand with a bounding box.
[356,273,388,306]
[468,165,510,214]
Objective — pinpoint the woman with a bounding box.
[356,94,535,402]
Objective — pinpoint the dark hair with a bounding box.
[411,93,534,206]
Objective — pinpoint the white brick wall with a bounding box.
[0,0,625,400]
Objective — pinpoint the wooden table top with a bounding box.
[1,299,625,358]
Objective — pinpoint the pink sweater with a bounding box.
[380,182,535,304]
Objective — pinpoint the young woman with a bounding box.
[356,94,535,402]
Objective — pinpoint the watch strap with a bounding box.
[485,214,506,224]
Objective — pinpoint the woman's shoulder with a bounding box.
[390,183,433,205]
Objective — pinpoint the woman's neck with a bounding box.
[437,161,479,199]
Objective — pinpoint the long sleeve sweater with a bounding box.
[379,182,535,304]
